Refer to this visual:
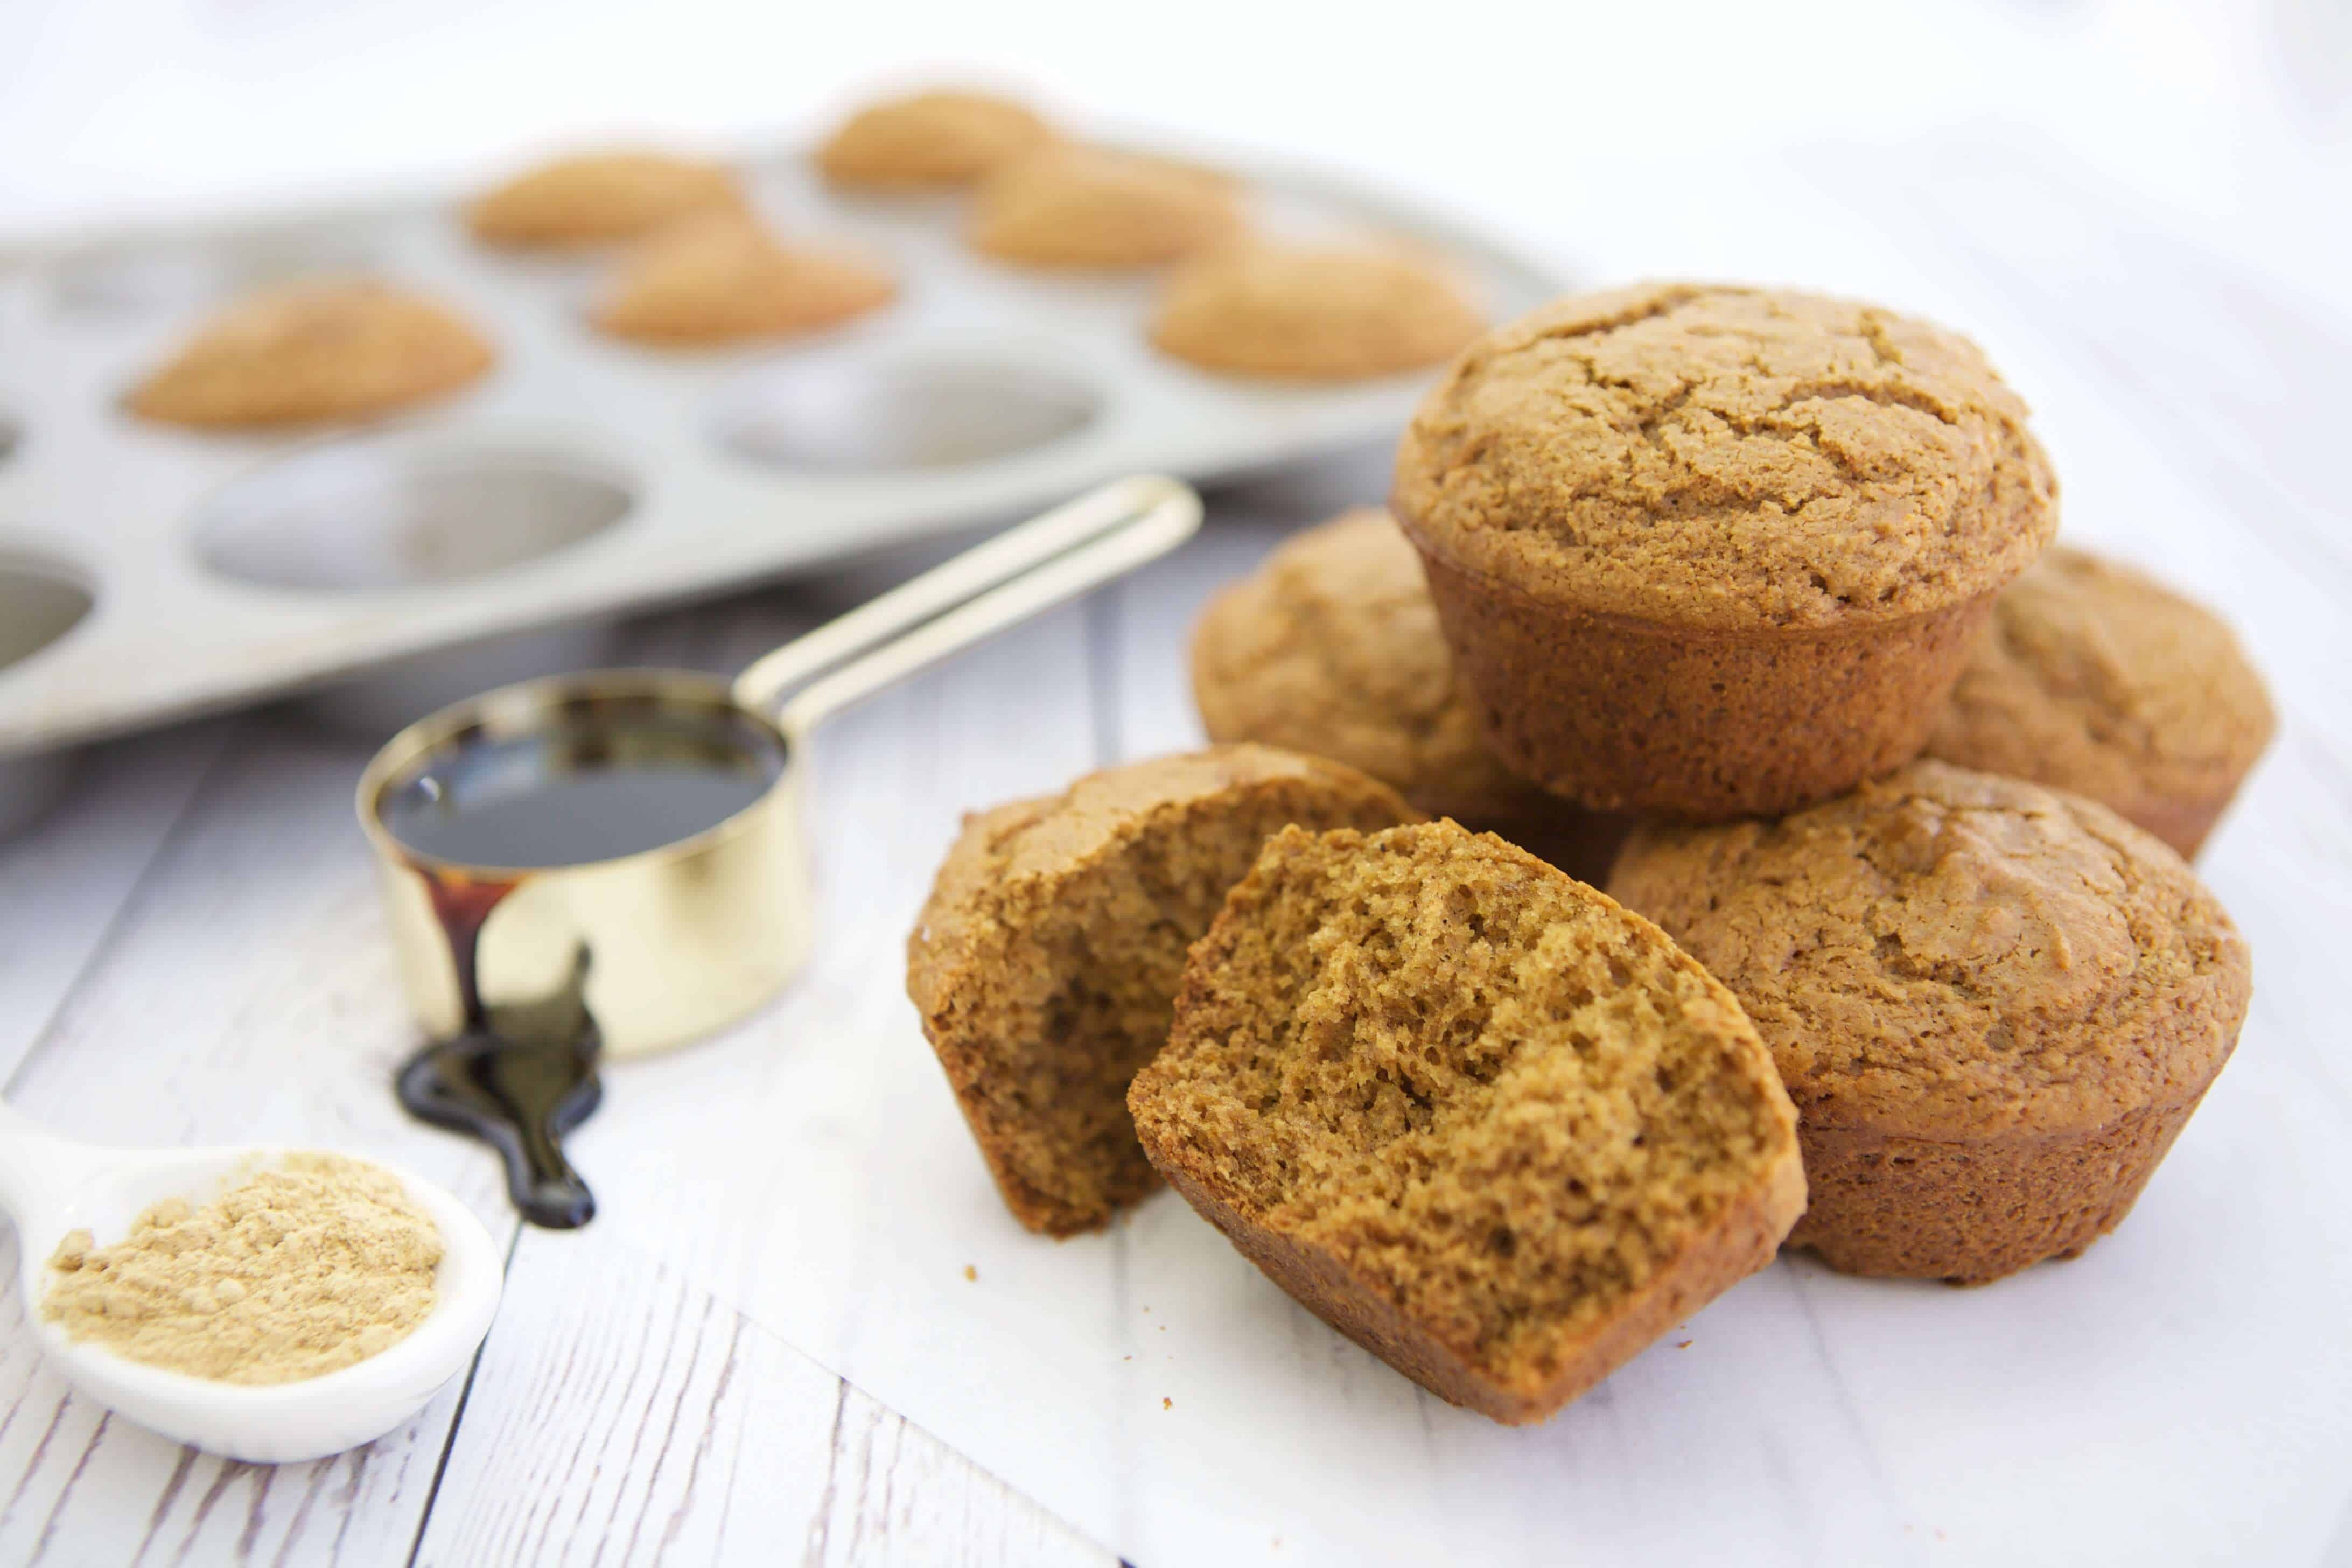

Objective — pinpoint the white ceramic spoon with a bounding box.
[0,1098,503,1464]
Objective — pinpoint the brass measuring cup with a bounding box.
[356,474,1201,1067]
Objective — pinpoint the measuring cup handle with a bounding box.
[730,474,1201,729]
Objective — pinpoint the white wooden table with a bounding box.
[5,130,2351,1565]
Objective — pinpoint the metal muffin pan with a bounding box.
[0,144,1563,764]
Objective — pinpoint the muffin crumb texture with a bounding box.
[1131,821,1801,1423]
[1929,545,2275,858]
[1394,282,2058,630]
[125,280,493,429]
[1609,760,2251,1282]
[1150,243,1483,381]
[906,746,1415,1237]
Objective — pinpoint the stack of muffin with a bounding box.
[909,281,2272,1426]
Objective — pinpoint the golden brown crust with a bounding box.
[1155,1145,1802,1422]
[1409,534,1996,817]
[590,213,895,346]
[816,88,1053,190]
[1132,821,1803,1423]
[970,146,1242,270]
[1189,509,1628,879]
[906,746,1416,1236]
[124,280,493,429]
[466,152,741,247]
[1149,243,1483,381]
[1927,546,2276,858]
[1608,759,2252,1282]
[1392,282,2058,632]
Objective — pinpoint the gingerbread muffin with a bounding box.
[1609,759,2251,1284]
[906,746,1415,1237]
[125,280,493,429]
[970,146,1241,270]
[1131,821,1803,1424]
[1393,283,2059,818]
[466,151,740,247]
[1191,509,1629,884]
[816,88,1053,190]
[1927,545,2274,859]
[590,213,894,346]
[1150,242,1483,381]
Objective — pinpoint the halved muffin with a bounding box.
[907,745,1415,1236]
[1131,820,1803,1423]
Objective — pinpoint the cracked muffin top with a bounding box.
[1392,283,2058,631]
[1606,760,2249,1142]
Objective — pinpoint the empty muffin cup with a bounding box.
[0,552,96,838]
[194,434,634,592]
[712,349,1100,473]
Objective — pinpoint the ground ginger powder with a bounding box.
[41,1152,442,1384]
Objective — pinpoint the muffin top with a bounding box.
[466,151,740,246]
[816,88,1053,189]
[125,279,493,429]
[1928,546,2274,855]
[1149,242,1483,381]
[1607,760,2249,1142]
[1192,510,1557,827]
[970,145,1241,269]
[591,213,894,346]
[1392,283,2059,631]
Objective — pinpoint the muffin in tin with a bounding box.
[466,151,741,247]
[590,213,895,347]
[125,279,493,429]
[1609,759,2251,1284]
[1927,545,2274,858]
[971,145,1241,270]
[816,88,1054,190]
[1150,242,1483,381]
[1392,283,2058,818]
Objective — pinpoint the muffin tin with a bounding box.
[0,145,1561,769]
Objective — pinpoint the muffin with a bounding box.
[1392,283,2059,818]
[906,745,1415,1237]
[125,280,493,429]
[970,146,1241,270]
[816,88,1053,190]
[1149,242,1483,381]
[1608,759,2251,1284]
[1191,509,1630,884]
[1131,821,1803,1425]
[466,151,741,247]
[1927,545,2274,858]
[590,213,895,346]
